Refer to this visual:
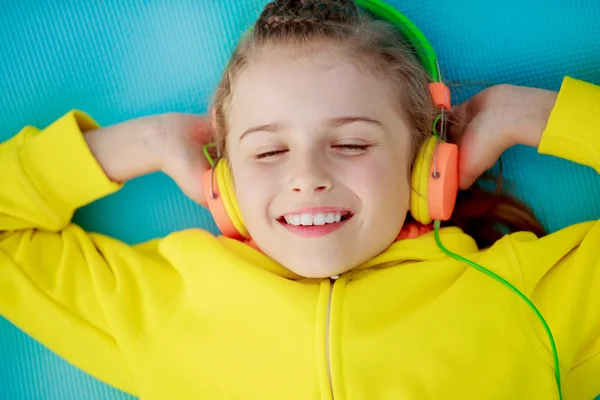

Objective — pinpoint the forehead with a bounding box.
[228,47,396,134]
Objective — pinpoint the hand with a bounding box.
[85,113,213,207]
[448,84,558,189]
[158,113,214,207]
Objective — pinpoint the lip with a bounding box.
[278,206,353,218]
[276,206,354,238]
[278,217,351,238]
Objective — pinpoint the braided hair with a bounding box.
[257,0,360,31]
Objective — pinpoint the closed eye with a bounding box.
[332,144,373,153]
[254,149,288,159]
[254,144,373,160]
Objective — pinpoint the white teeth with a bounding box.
[292,215,301,226]
[300,214,312,226]
[282,212,349,226]
[313,214,326,226]
[326,213,336,223]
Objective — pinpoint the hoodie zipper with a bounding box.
[325,275,339,399]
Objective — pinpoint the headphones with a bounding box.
[200,1,562,397]
[202,0,459,241]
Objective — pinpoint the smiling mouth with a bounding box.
[277,211,353,227]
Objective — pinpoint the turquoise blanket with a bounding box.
[1,0,599,398]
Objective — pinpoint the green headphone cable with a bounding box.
[433,219,562,399]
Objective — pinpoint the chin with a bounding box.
[278,254,358,279]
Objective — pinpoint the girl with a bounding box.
[1,0,599,399]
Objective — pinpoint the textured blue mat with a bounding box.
[1,0,600,399]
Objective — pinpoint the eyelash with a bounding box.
[254,150,287,159]
[334,144,372,151]
[254,144,373,160]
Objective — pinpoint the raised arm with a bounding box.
[0,110,210,394]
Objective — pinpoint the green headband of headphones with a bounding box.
[354,0,451,124]
[355,0,441,82]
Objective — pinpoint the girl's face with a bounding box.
[226,46,413,278]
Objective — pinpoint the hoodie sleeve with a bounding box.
[507,76,600,399]
[0,111,181,396]
[537,76,600,173]
[0,110,123,231]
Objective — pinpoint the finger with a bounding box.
[178,171,208,207]
[183,155,212,206]
[447,87,493,143]
[166,152,210,207]
[456,128,481,189]
[456,116,506,189]
[447,103,468,144]
[447,95,480,144]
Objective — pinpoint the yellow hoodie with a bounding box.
[0,76,599,400]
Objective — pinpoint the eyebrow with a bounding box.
[239,116,383,141]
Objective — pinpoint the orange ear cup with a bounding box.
[202,159,249,240]
[428,141,458,220]
[410,136,459,224]
[204,108,250,240]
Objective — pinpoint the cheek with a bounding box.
[343,156,410,207]
[231,163,276,224]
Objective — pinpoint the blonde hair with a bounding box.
[210,0,545,247]
[212,0,434,159]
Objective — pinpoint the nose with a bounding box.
[288,151,333,194]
